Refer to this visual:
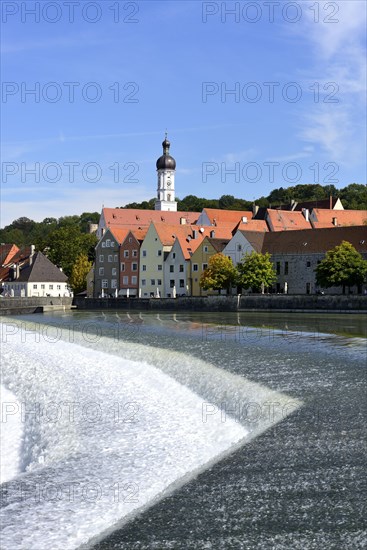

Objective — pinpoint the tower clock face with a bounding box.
[167,180,171,186]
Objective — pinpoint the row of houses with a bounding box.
[91,216,367,297]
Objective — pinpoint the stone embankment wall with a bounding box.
[74,295,367,313]
[0,297,73,316]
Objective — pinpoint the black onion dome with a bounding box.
[156,137,176,170]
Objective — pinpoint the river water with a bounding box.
[0,310,366,549]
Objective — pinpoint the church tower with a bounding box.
[155,135,177,211]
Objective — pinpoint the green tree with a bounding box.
[47,226,97,277]
[237,251,277,293]
[339,183,367,210]
[315,241,367,294]
[69,254,93,294]
[200,253,237,293]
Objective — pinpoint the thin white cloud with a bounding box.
[290,1,366,162]
[223,149,258,163]
[266,148,314,163]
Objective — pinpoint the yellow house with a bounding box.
[139,222,194,298]
[189,237,230,296]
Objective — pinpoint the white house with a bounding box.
[2,249,70,297]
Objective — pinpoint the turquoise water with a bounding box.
[1,311,366,549]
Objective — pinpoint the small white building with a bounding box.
[2,249,70,297]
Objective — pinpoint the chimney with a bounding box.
[291,199,297,211]
[302,208,309,222]
[242,216,248,224]
[29,245,35,266]
[180,217,186,225]
[192,229,198,239]
[210,230,215,238]
[332,216,338,226]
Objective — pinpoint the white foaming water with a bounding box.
[0,319,301,550]
[1,322,248,550]
[0,385,23,483]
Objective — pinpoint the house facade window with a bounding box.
[170,280,175,288]
[179,265,184,272]
[276,262,281,275]
[33,284,37,289]
[170,265,174,272]
[108,255,113,262]
[49,284,53,290]
[203,263,208,271]
[99,267,104,276]
[157,250,162,256]
[41,284,45,289]
[121,263,125,272]
[102,280,108,288]
[193,264,198,272]
[150,279,155,285]
[142,265,146,271]
[179,279,185,288]
[114,255,118,262]
[131,276,137,285]
[99,255,104,262]
[106,240,111,247]
[284,262,289,275]
[204,246,208,253]
[132,250,138,257]
[132,263,138,271]
[57,285,61,290]
[124,250,129,258]
[142,250,147,257]
[142,279,146,286]
[158,265,162,271]
[112,268,117,276]
[306,261,311,268]
[111,279,117,289]
[123,276,129,285]
[157,279,162,286]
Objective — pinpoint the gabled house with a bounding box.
[223,230,267,266]
[119,228,147,297]
[1,248,69,297]
[94,228,126,297]
[139,222,194,298]
[189,237,230,296]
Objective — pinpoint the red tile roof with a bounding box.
[201,209,253,226]
[266,209,312,231]
[234,219,269,232]
[152,223,196,246]
[0,244,19,265]
[102,208,200,228]
[310,209,367,229]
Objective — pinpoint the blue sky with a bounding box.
[1,0,366,226]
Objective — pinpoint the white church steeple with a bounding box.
[155,134,177,211]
